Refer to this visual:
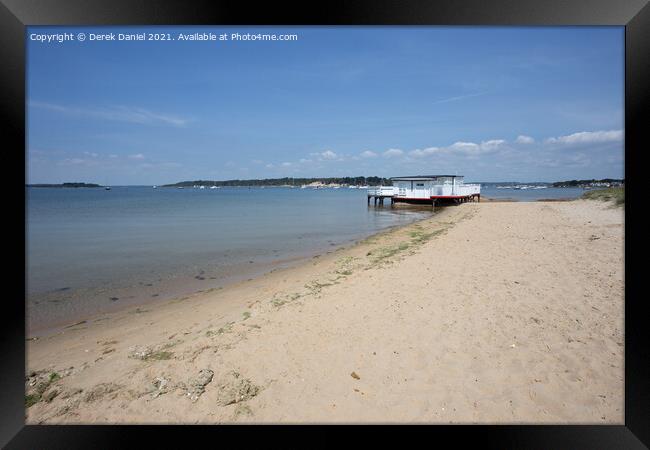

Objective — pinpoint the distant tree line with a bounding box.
[551,179,624,187]
[27,182,102,188]
[162,177,391,187]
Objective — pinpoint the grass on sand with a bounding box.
[581,187,624,206]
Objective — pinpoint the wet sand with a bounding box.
[27,251,331,337]
[26,199,624,424]
[27,212,432,336]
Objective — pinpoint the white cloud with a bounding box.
[409,147,440,158]
[479,139,506,151]
[128,153,145,160]
[281,127,620,174]
[383,148,404,158]
[309,150,341,161]
[281,162,292,167]
[545,130,623,145]
[448,141,480,153]
[515,135,535,144]
[446,140,506,155]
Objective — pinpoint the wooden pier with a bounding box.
[367,193,395,206]
[367,186,399,206]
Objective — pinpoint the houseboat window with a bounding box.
[416,183,424,187]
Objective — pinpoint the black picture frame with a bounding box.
[2,0,647,447]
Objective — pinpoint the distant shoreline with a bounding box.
[162,177,389,188]
[26,181,623,190]
[27,183,102,188]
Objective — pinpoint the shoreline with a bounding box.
[27,206,439,338]
[27,189,585,335]
[26,200,623,423]
[28,251,325,338]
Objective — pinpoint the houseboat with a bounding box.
[367,175,480,207]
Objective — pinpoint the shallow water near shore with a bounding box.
[27,186,433,332]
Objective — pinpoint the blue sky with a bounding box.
[27,26,624,184]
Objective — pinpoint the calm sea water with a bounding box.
[26,183,585,331]
[26,186,432,331]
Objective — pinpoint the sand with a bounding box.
[25,199,624,424]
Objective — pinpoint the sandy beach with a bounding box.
[25,198,624,424]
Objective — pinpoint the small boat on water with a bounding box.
[153,185,157,189]
[105,186,111,190]
[210,186,219,189]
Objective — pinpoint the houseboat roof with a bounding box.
[390,175,463,181]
